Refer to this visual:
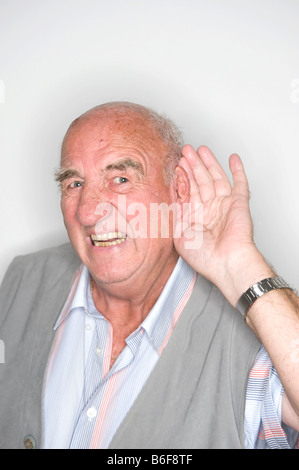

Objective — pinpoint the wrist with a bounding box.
[216,245,275,307]
[236,276,292,317]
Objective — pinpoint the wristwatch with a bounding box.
[236,276,292,317]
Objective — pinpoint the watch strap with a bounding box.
[236,276,292,317]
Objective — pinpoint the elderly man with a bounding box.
[0,102,298,449]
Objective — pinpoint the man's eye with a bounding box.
[113,177,129,184]
[68,181,83,189]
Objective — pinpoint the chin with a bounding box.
[90,268,138,288]
[87,256,140,285]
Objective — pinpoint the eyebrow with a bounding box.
[104,158,145,175]
[54,168,82,185]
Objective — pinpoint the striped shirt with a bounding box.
[42,258,299,449]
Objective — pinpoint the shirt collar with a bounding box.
[139,257,194,344]
[54,264,91,330]
[54,258,196,354]
[142,257,196,352]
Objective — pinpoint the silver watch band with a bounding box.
[236,276,292,317]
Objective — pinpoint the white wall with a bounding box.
[0,0,298,289]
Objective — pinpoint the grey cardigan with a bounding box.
[0,244,260,449]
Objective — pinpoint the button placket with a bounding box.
[87,406,97,421]
[95,345,103,356]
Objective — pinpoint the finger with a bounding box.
[181,144,216,202]
[229,153,250,198]
[197,145,232,196]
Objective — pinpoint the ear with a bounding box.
[170,165,190,204]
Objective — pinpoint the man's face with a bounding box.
[59,110,179,289]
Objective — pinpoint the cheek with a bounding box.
[125,185,172,231]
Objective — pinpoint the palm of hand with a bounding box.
[173,145,255,285]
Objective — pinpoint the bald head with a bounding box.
[62,101,183,183]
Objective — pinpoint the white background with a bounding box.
[0,0,298,289]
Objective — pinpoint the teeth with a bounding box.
[91,232,127,241]
[93,238,126,247]
[91,232,127,247]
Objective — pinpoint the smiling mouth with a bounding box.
[91,232,127,247]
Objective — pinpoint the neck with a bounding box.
[90,250,179,369]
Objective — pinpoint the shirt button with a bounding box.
[24,435,36,449]
[95,346,103,356]
[85,324,91,331]
[87,407,97,421]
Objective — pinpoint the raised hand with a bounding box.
[174,145,273,306]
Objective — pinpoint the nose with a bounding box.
[75,184,107,227]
